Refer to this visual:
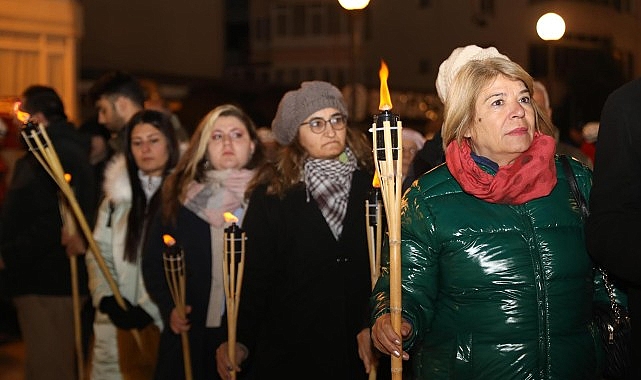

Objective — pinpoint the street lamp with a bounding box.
[536,12,565,105]
[338,0,370,10]
[339,0,370,121]
[536,12,565,41]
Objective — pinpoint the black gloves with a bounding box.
[99,296,153,330]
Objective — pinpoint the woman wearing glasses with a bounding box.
[215,81,377,379]
[143,104,264,379]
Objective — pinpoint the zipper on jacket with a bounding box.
[513,203,550,378]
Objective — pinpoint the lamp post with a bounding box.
[339,0,370,121]
[536,12,565,106]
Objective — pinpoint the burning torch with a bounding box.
[162,234,192,380]
[223,212,246,380]
[370,60,404,380]
[16,106,143,353]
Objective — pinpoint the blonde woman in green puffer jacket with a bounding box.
[371,46,625,380]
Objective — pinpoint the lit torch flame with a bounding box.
[372,171,381,189]
[223,212,238,224]
[64,173,72,184]
[163,234,176,247]
[13,101,30,123]
[378,61,393,111]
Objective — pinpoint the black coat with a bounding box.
[1,121,95,297]
[586,76,641,379]
[143,206,226,380]
[402,133,444,192]
[237,169,372,380]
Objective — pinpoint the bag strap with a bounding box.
[559,155,590,219]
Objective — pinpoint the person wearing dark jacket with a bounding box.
[215,81,376,380]
[371,45,617,379]
[586,76,641,380]
[402,132,444,192]
[143,104,264,380]
[1,85,95,380]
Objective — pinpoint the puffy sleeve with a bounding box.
[86,198,118,307]
[370,182,439,351]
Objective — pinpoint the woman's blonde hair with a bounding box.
[441,57,554,149]
[162,104,263,223]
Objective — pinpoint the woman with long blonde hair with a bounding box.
[143,104,263,380]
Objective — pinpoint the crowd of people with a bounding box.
[0,43,638,380]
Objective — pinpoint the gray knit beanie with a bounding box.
[271,81,348,145]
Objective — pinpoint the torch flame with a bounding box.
[372,171,381,188]
[378,60,393,111]
[13,101,30,123]
[64,173,72,183]
[223,212,238,224]
[162,234,176,247]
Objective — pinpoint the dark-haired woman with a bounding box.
[86,110,180,380]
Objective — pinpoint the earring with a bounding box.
[203,159,211,170]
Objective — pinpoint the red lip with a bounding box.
[507,127,529,135]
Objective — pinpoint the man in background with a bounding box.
[89,70,145,152]
[587,76,641,380]
[532,80,593,168]
[1,85,95,380]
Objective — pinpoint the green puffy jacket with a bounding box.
[372,156,611,380]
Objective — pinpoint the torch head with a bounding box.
[372,61,400,161]
[20,120,47,150]
[373,110,400,161]
[224,213,245,264]
[162,234,181,258]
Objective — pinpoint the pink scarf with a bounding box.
[183,169,254,227]
[445,133,557,205]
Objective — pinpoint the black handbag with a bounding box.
[560,155,632,379]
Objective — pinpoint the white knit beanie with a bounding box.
[436,45,510,103]
[271,81,348,145]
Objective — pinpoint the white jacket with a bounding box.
[86,154,163,380]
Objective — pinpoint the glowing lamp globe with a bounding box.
[338,0,371,10]
[536,13,566,41]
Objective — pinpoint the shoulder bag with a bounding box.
[560,155,632,379]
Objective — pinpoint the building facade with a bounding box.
[236,0,640,126]
[0,0,82,121]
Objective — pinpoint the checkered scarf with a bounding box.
[304,148,357,240]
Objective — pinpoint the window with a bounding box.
[255,18,270,41]
[310,4,323,35]
[419,59,431,75]
[275,6,288,37]
[291,68,301,84]
[292,5,305,36]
